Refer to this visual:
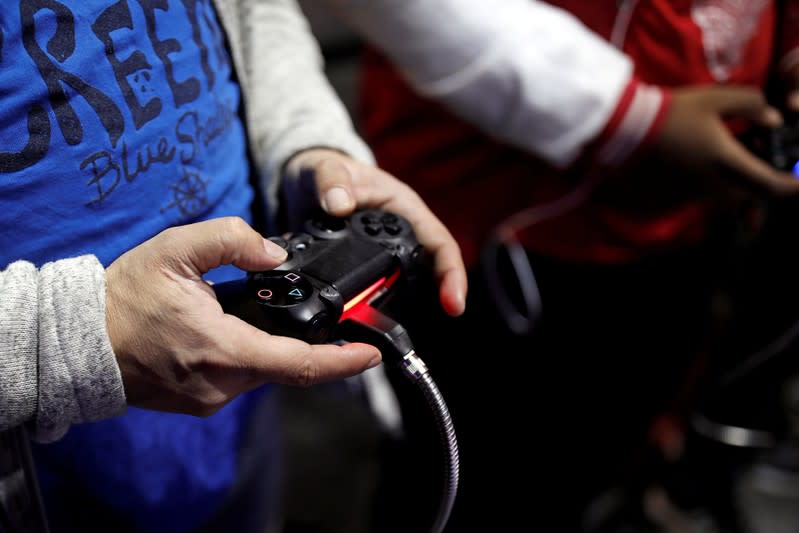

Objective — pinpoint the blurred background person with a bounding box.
[287,0,799,531]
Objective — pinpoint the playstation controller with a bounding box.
[212,209,426,345]
[743,113,799,175]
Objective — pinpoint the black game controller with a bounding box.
[212,209,426,345]
[743,114,799,175]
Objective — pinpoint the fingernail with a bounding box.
[322,187,352,213]
[455,289,467,314]
[366,355,382,370]
[263,238,288,260]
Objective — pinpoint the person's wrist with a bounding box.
[597,80,670,168]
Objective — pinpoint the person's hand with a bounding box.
[282,148,467,317]
[105,217,381,416]
[652,85,799,195]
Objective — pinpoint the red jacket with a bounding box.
[358,0,798,267]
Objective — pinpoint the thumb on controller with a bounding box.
[167,217,288,275]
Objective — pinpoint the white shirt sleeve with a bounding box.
[324,0,637,167]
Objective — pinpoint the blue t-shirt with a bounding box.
[0,1,268,531]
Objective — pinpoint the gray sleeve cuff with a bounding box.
[0,262,40,431]
[33,256,127,443]
[233,0,375,234]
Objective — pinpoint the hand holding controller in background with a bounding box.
[749,52,799,175]
[738,52,799,179]
[743,114,799,175]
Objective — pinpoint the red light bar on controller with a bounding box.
[340,268,402,321]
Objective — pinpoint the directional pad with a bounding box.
[249,271,312,306]
[359,212,406,237]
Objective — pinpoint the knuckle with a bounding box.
[316,157,351,181]
[158,225,183,247]
[218,217,254,257]
[290,356,321,388]
[221,216,251,238]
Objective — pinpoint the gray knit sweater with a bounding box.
[0,0,373,443]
